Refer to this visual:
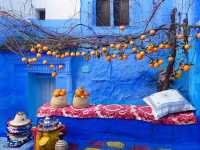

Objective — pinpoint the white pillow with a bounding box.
[143,89,195,120]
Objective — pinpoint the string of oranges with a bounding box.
[20,27,200,79]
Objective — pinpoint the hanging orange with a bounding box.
[149,30,156,36]
[76,52,81,56]
[56,54,61,58]
[21,57,27,62]
[51,72,58,78]
[49,64,55,69]
[196,33,200,39]
[81,51,86,56]
[70,52,76,57]
[110,44,115,48]
[184,44,190,50]
[153,62,160,68]
[58,65,64,70]
[42,46,48,51]
[32,58,37,62]
[123,54,128,59]
[60,54,65,59]
[105,55,111,62]
[47,51,52,55]
[36,44,42,49]
[65,52,70,57]
[30,47,36,53]
[111,54,117,59]
[136,53,144,60]
[140,51,145,57]
[175,71,182,79]
[140,35,146,41]
[153,47,158,52]
[158,59,164,65]
[131,47,137,53]
[183,65,190,72]
[90,50,96,56]
[159,43,165,49]
[52,51,57,56]
[115,44,121,50]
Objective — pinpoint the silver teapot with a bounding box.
[55,140,68,150]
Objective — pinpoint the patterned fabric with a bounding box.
[37,103,196,125]
[143,89,196,119]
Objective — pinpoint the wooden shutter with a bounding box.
[96,0,110,26]
[114,0,129,26]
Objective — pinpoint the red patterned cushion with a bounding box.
[37,103,196,125]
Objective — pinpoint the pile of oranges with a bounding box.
[53,89,67,97]
[74,87,89,98]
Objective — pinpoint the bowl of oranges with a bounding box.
[50,89,67,108]
[73,87,90,108]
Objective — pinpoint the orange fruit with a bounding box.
[153,47,158,52]
[105,55,111,62]
[90,50,96,56]
[140,51,145,56]
[59,90,66,96]
[53,90,60,97]
[60,54,65,59]
[149,30,156,36]
[175,71,182,79]
[70,52,76,56]
[111,54,117,59]
[183,65,190,72]
[136,53,144,60]
[47,51,52,55]
[140,35,146,41]
[51,72,58,78]
[184,44,190,50]
[49,64,55,69]
[58,65,64,70]
[30,47,36,53]
[64,52,70,57]
[21,57,27,62]
[32,58,37,62]
[76,52,81,56]
[36,44,42,48]
[153,62,160,68]
[52,51,57,56]
[110,44,115,48]
[42,46,48,51]
[159,43,165,49]
[131,47,137,53]
[123,54,128,59]
[158,59,164,65]
[196,33,200,39]
[81,51,86,56]
[28,58,32,63]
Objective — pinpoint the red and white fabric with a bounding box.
[37,103,197,125]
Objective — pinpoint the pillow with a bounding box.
[143,89,195,120]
